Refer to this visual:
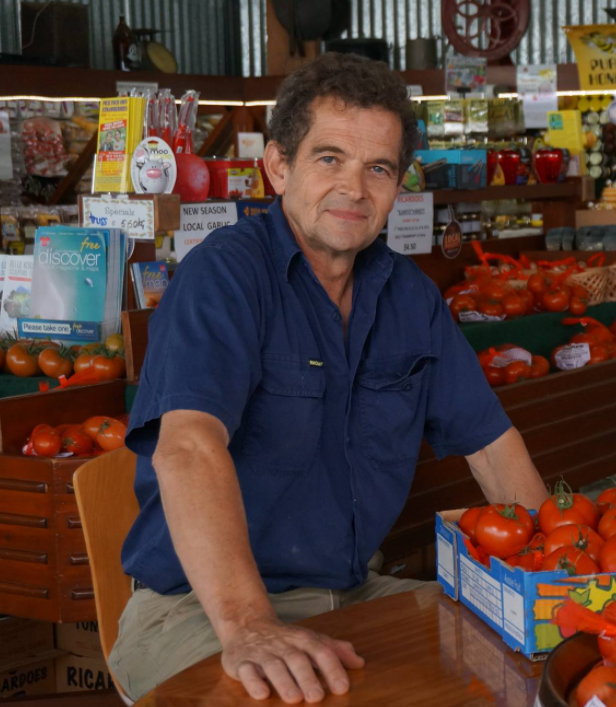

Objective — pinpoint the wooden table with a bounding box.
[135,584,544,706]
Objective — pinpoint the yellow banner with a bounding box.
[564,24,616,91]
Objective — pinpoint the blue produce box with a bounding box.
[436,510,616,660]
[415,150,486,190]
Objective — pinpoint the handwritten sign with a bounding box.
[174,202,238,261]
[81,195,155,240]
[387,192,434,255]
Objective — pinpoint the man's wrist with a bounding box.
[214,598,278,645]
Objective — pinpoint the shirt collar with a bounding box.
[266,197,395,283]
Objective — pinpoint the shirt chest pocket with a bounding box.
[356,352,433,467]
[242,361,325,473]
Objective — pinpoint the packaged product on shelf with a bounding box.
[1,208,21,251]
[466,98,489,134]
[0,254,33,334]
[426,101,446,138]
[20,116,70,177]
[444,99,465,136]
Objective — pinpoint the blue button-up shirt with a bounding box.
[122,198,511,595]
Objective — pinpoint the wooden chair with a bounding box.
[73,447,139,706]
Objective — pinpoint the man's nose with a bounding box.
[339,165,366,201]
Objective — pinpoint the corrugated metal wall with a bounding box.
[346,0,616,70]
[2,0,616,76]
[0,0,266,76]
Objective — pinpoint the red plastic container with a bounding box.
[204,158,275,199]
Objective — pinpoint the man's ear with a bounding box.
[263,141,288,196]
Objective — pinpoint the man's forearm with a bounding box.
[153,439,276,643]
[465,427,549,510]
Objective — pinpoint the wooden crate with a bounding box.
[380,359,616,576]
[0,381,127,622]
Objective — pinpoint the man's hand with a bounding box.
[221,617,365,704]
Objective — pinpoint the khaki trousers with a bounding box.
[109,558,431,701]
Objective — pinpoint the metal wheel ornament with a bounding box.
[441,0,530,60]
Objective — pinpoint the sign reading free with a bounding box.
[174,202,238,261]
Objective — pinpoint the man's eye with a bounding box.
[371,166,388,175]
[320,156,337,164]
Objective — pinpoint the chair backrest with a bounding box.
[73,446,139,701]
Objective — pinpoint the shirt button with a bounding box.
[333,311,341,322]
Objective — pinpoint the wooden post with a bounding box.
[266,0,321,76]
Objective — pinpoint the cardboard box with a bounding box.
[0,617,54,671]
[575,209,616,229]
[55,621,103,660]
[55,653,113,693]
[436,510,616,659]
[0,657,55,700]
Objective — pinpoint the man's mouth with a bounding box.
[327,209,368,222]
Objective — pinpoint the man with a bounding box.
[109,53,548,704]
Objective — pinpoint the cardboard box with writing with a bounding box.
[0,617,55,671]
[55,654,113,693]
[55,621,103,660]
[0,657,55,700]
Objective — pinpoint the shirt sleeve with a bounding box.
[126,239,264,457]
[422,284,512,459]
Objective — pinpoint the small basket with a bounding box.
[567,267,610,305]
[605,264,616,302]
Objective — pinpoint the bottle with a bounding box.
[113,16,140,71]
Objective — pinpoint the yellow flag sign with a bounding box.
[564,24,616,90]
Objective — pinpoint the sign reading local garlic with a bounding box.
[565,24,616,90]
[174,202,238,262]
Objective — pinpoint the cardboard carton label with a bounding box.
[55,654,112,692]
[0,659,55,699]
[55,621,102,660]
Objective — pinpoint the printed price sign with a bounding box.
[81,195,155,240]
[387,192,433,256]
[174,202,238,261]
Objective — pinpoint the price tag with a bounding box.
[174,202,238,261]
[81,195,155,240]
[554,343,591,371]
[387,192,433,256]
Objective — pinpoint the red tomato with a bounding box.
[502,293,525,319]
[74,353,95,373]
[61,428,94,456]
[474,504,534,559]
[568,295,588,316]
[38,346,73,379]
[29,423,54,441]
[542,289,570,313]
[599,510,616,541]
[601,537,616,573]
[570,283,590,300]
[449,294,477,322]
[32,430,62,457]
[517,288,535,315]
[477,299,504,318]
[458,507,483,544]
[538,481,600,534]
[527,273,548,295]
[530,355,550,378]
[599,602,616,667]
[503,361,533,385]
[481,281,511,301]
[91,354,126,380]
[541,546,599,575]
[82,416,120,441]
[483,365,506,387]
[576,664,616,707]
[96,419,127,452]
[589,343,610,365]
[543,524,604,563]
[598,488,616,514]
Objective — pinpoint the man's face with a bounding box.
[266,97,403,259]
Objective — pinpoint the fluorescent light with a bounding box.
[0,95,102,102]
[196,100,244,106]
[245,100,277,107]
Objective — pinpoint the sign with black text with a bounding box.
[387,192,434,256]
[174,202,238,261]
[81,195,155,240]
